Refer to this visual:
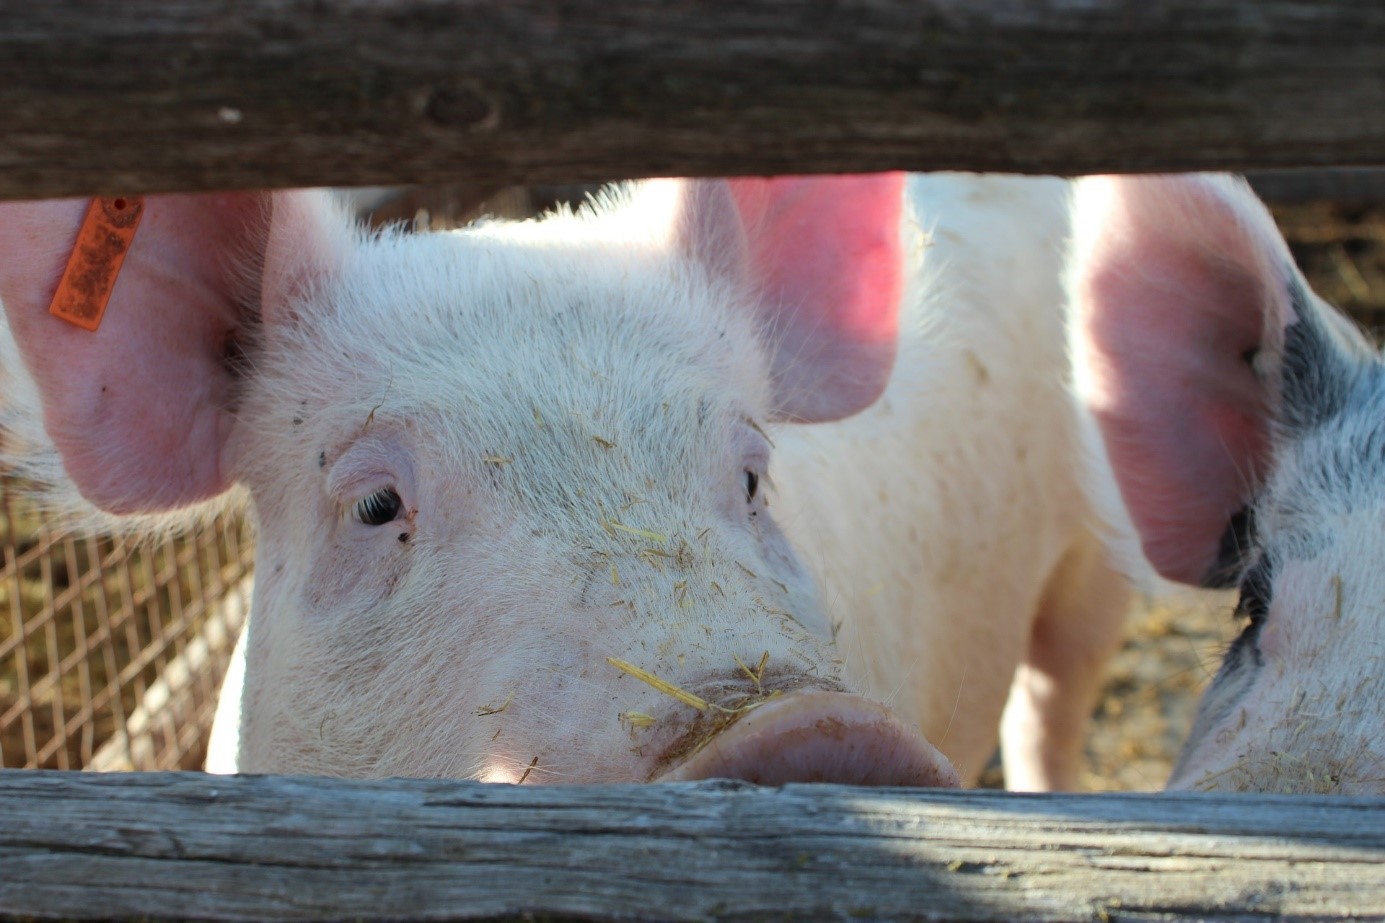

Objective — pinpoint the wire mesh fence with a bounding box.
[0,486,253,772]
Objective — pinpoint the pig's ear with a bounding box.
[675,174,907,423]
[0,190,348,516]
[258,190,355,325]
[1070,173,1354,587]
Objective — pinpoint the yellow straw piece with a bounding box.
[606,521,669,543]
[734,651,771,691]
[606,657,709,712]
[475,691,514,717]
[733,653,758,685]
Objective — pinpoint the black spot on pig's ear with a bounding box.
[1205,506,1255,589]
[221,335,250,379]
[1279,284,1358,434]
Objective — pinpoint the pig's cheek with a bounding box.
[1177,642,1260,778]
[1175,707,1253,791]
[1255,618,1289,665]
[303,533,413,618]
[1210,705,1251,751]
[755,514,825,634]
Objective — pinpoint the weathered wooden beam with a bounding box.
[3,2,1385,201]
[1249,167,1385,204]
[1,770,1383,922]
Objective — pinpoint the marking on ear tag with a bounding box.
[49,196,146,332]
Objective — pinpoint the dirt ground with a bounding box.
[1069,590,1236,791]
[1062,199,1385,792]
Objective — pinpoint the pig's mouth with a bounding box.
[652,690,960,788]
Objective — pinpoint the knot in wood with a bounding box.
[418,81,499,132]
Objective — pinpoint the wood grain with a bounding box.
[2,770,1383,921]
[2,2,1385,200]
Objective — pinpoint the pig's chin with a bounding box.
[653,691,961,788]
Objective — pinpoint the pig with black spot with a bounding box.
[1070,173,1385,795]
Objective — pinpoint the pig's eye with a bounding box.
[743,470,760,502]
[353,487,402,526]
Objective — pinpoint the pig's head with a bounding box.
[1070,173,1385,794]
[0,178,957,787]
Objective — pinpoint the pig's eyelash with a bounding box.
[352,487,403,525]
[743,470,760,502]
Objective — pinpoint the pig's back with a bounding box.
[771,173,1094,780]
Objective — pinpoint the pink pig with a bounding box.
[0,174,1128,789]
[1070,173,1385,794]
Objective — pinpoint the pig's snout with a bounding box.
[656,691,960,787]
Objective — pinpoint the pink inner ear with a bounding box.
[728,173,906,423]
[0,193,267,514]
[1074,175,1288,585]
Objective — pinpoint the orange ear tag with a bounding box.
[48,196,145,332]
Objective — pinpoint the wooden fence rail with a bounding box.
[3,2,1385,200]
[2,770,1383,922]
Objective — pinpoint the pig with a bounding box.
[0,173,1128,789]
[1069,172,1385,795]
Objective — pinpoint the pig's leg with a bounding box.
[1000,535,1129,791]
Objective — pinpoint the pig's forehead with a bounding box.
[268,220,775,473]
[332,227,767,393]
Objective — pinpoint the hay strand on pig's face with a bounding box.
[606,655,783,717]
[620,710,657,730]
[606,657,711,711]
[603,519,668,543]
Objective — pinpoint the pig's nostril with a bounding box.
[655,691,960,788]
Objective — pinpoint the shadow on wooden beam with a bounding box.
[2,770,1382,921]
